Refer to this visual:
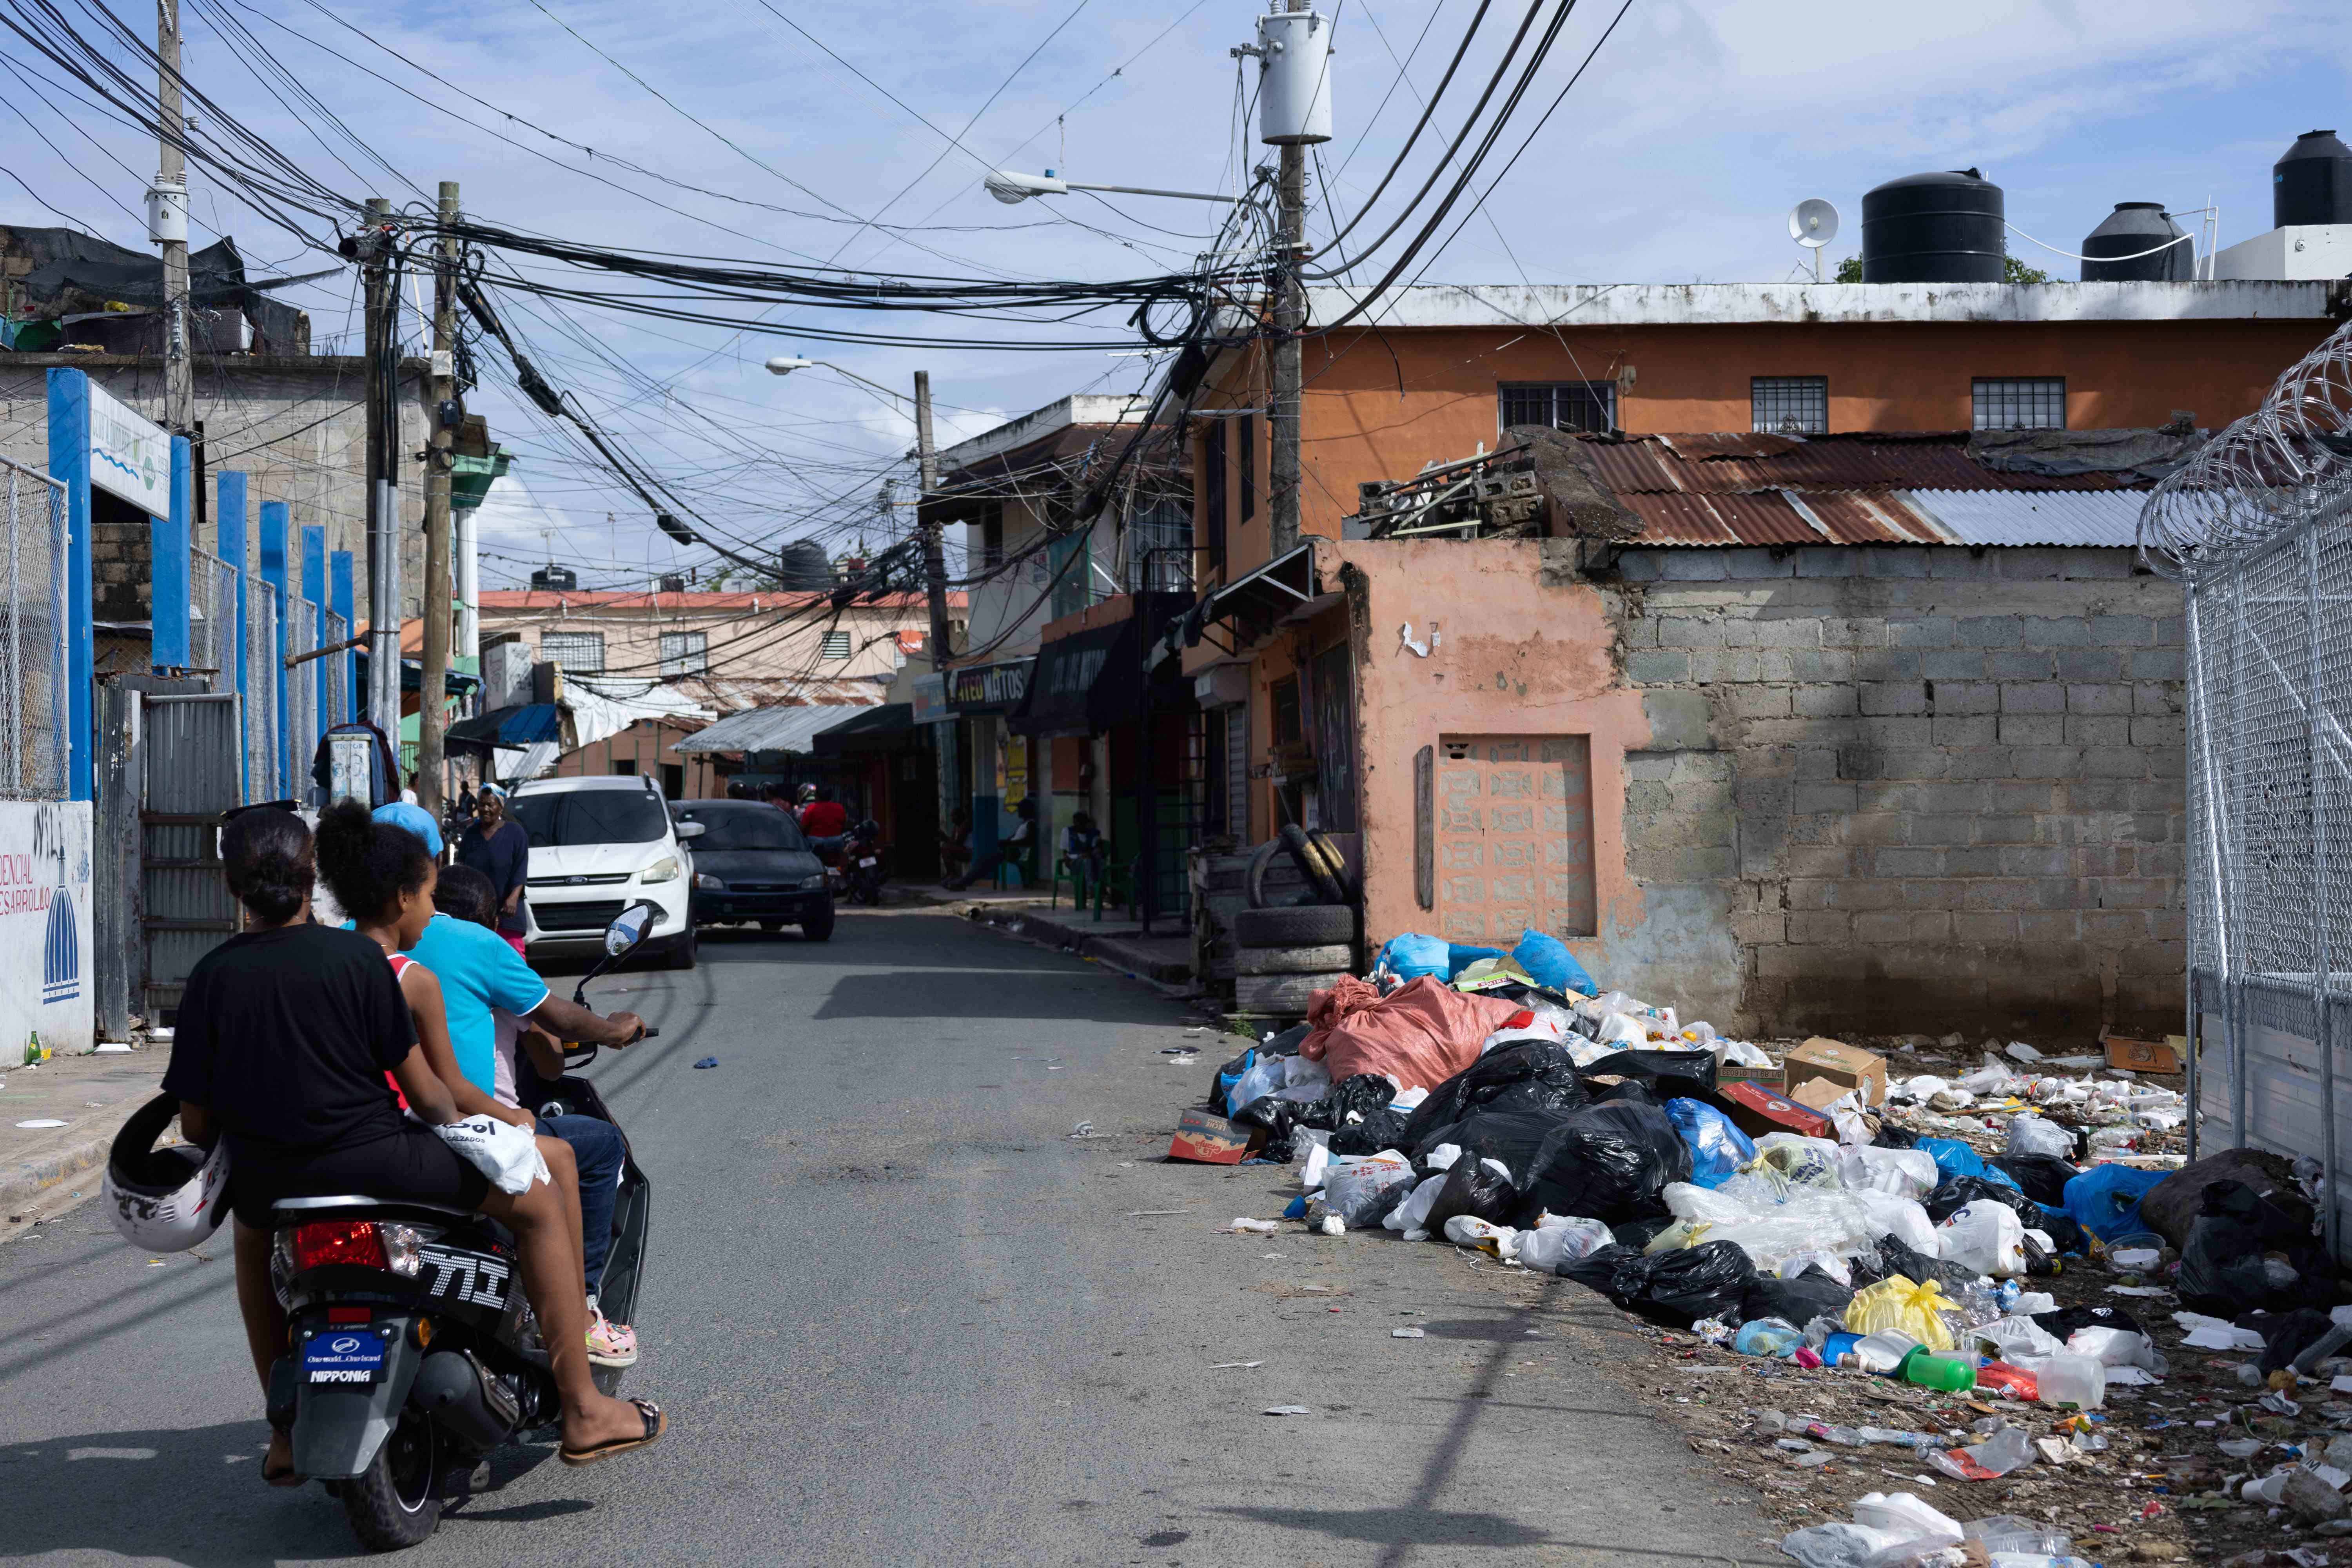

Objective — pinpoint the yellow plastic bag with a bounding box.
[1842,1276,1958,1352]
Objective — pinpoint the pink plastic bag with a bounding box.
[1301,977,1521,1093]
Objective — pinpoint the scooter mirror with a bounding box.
[604,900,657,958]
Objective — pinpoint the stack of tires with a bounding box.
[1230,826,1358,1018]
[1232,904,1355,1016]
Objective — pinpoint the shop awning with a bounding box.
[446,703,559,750]
[667,703,871,756]
[1208,542,1319,625]
[812,702,916,755]
[1011,618,1140,737]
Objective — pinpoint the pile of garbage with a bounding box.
[1174,928,2352,1565]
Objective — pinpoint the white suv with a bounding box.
[508,775,703,969]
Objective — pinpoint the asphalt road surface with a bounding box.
[0,912,1774,1566]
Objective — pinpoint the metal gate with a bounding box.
[2141,316,2352,1259]
[140,692,242,1024]
[287,597,319,784]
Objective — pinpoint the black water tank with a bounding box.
[2081,202,2192,282]
[2275,130,2352,227]
[530,565,577,592]
[776,539,832,592]
[1861,168,2006,283]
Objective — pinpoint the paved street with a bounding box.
[0,913,1769,1566]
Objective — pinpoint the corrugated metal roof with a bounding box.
[1790,491,1956,545]
[668,703,874,755]
[1621,492,1818,545]
[1586,433,2140,495]
[1904,488,2147,546]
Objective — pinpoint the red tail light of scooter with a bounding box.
[291,1221,385,1271]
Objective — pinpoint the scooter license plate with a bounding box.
[858,857,878,867]
[304,1330,387,1385]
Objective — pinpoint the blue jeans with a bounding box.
[542,1114,625,1297]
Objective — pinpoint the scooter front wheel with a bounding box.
[339,1408,442,1550]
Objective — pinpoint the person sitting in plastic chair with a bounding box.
[944,797,1035,891]
[1056,811,1107,910]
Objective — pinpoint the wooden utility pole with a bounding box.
[154,0,193,436]
[417,181,458,813]
[361,195,399,737]
[1267,0,1310,559]
[913,370,952,666]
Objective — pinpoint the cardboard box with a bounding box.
[1782,1037,1887,1107]
[1788,1076,1859,1114]
[1168,1108,1265,1165]
[2105,1036,2183,1074]
[1713,1049,1788,1093]
[1720,1080,1834,1142]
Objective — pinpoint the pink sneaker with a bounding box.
[586,1304,638,1368]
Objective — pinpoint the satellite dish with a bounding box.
[1789,198,1839,248]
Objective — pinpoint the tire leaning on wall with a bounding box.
[1232,905,1354,948]
[1233,943,1354,975]
[1233,970,1351,1016]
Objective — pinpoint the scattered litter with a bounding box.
[1392,1327,1425,1339]
[1209,1361,1264,1370]
[1262,1405,1312,1417]
[692,1057,718,1069]
[1126,1209,1191,1218]
[1225,1218,1279,1234]
[13,1119,65,1129]
[1069,1122,1111,1139]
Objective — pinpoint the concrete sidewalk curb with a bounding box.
[969,906,1197,989]
[2,1126,120,1220]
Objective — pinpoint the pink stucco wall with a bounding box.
[1337,538,1650,984]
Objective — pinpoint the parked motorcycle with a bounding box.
[266,902,660,1550]
[843,816,885,906]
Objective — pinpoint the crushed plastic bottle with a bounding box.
[1928,1425,2034,1481]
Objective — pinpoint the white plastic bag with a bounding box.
[1384,1173,1448,1234]
[1850,1190,1943,1256]
[1834,1145,1939,1200]
[1937,1201,2026,1277]
[1972,1314,2063,1361]
[1850,1491,1963,1551]
[2067,1325,2157,1369]
[1323,1153,1413,1227]
[1514,1214,1613,1271]
[1956,1055,2018,1096]
[433,1114,551,1196]
[1442,1214,1519,1259]
[2004,1111,2074,1160]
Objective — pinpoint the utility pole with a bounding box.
[1266,0,1314,559]
[361,195,399,739]
[152,0,193,436]
[913,370,953,665]
[417,181,458,814]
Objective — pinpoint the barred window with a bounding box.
[1751,376,1828,434]
[540,630,604,673]
[1973,377,2066,431]
[658,631,707,676]
[820,630,852,661]
[1125,497,1193,593]
[1498,381,1613,434]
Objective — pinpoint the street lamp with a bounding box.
[764,356,907,405]
[983,169,1247,206]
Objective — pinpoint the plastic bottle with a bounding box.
[1857,1426,1936,1450]
[1822,1331,1863,1366]
[1904,1350,1979,1393]
[2017,1353,2106,1409]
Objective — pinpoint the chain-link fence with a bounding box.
[188,548,239,689]
[0,456,68,800]
[323,610,349,732]
[245,577,279,802]
[2140,316,2352,1260]
[287,597,319,787]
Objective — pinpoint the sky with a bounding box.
[3,0,2345,587]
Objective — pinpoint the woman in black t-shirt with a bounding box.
[168,809,666,1483]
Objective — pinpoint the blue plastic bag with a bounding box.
[1665,1098,1757,1189]
[1512,927,1598,997]
[1375,933,1450,980]
[1916,1137,1984,1183]
[1446,942,1504,979]
[2063,1163,2170,1242]
[1215,1048,1258,1116]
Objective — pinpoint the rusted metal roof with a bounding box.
[1789,491,1956,544]
[1619,492,1819,545]
[1588,432,2139,495]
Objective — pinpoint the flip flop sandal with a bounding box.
[559,1399,666,1467]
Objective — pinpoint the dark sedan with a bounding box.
[675,800,835,941]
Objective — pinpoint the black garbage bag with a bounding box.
[2141,1147,2313,1252]
[1294,1073,1397,1132]
[1607,1241,1756,1327]
[1612,1215,1677,1251]
[1515,1100,1692,1225]
[1262,1022,1311,1057]
[1926,1176,2038,1225]
[1871,1123,1921,1151]
[2256,1307,2338,1377]
[2035,1207,2091,1258]
[1408,1109,1575,1179]
[1742,1265,1855,1328]
[1209,1047,1258,1112]
[1425,1156,1521,1232]
[1576,1050,1720,1091]
[1327,1107,1412,1156]
[2178,1179,2334,1316]
[1586,1078,1660,1107]
[1557,1242,1642,1293]
[1396,1041,1588,1151]
[1230,1096,1297,1161]
[2032,1303,2144,1340]
[1991,1152,2082,1209]
[1876,1233,1980,1294]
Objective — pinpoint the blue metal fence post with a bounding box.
[44,369,93,801]
[217,471,249,800]
[329,550,355,726]
[301,525,327,758]
[260,502,290,789]
[151,436,192,672]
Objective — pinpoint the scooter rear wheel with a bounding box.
[340,1408,442,1550]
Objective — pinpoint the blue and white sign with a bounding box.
[86,380,169,516]
[0,802,93,1052]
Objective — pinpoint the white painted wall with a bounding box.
[0,801,94,1054]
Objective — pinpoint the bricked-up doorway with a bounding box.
[1434,735,1597,944]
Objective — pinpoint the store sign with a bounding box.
[911,673,948,725]
[0,801,94,1053]
[947,660,1030,712]
[87,381,171,515]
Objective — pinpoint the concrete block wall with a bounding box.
[1608,544,2185,1039]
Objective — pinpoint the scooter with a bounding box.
[843,817,885,906]
[266,902,660,1550]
